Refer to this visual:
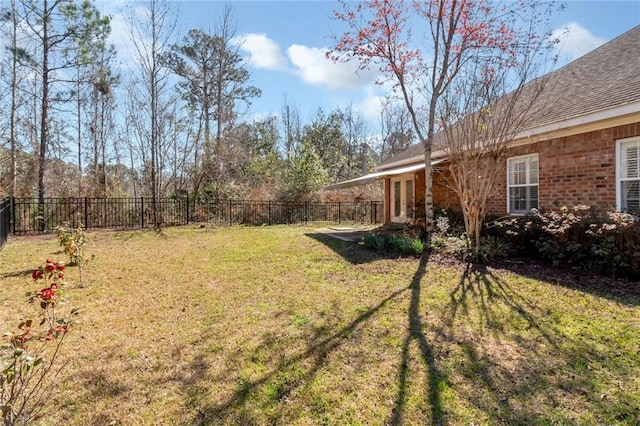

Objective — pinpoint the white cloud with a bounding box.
[248,111,279,123]
[287,44,378,90]
[358,94,386,119]
[107,11,136,68]
[551,22,606,60]
[232,33,378,90]
[231,33,380,91]
[234,33,288,71]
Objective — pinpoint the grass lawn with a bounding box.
[1,226,639,425]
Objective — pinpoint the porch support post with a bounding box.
[383,177,391,225]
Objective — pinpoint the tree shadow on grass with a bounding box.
[305,232,402,265]
[495,261,640,306]
[431,264,639,424]
[143,250,637,424]
[81,369,130,400]
[388,253,448,425]
[0,268,33,279]
[182,284,412,424]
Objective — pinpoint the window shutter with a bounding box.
[624,143,639,179]
[510,160,527,185]
[618,139,640,212]
[529,158,539,184]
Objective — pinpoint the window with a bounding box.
[617,137,640,212]
[507,154,538,214]
[393,181,402,217]
[406,180,414,218]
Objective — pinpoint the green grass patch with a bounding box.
[1,226,638,425]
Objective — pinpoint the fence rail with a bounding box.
[6,197,383,234]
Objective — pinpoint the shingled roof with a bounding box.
[378,25,640,170]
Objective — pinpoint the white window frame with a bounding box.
[507,153,539,215]
[390,173,415,222]
[616,136,640,212]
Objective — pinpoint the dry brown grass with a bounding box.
[1,225,638,425]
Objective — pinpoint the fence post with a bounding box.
[141,197,145,228]
[228,200,232,226]
[84,197,88,230]
[11,196,16,235]
[186,194,190,225]
[338,202,341,225]
[304,202,308,225]
[268,201,271,226]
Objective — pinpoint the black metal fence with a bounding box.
[7,197,383,234]
[0,198,10,249]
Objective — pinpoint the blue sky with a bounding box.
[94,0,640,127]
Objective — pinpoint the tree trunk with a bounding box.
[38,0,50,231]
[9,0,18,198]
[77,66,83,196]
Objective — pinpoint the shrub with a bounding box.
[430,209,473,260]
[491,206,640,279]
[361,233,426,256]
[411,238,426,255]
[477,235,511,262]
[362,233,386,252]
[386,234,404,252]
[56,222,87,266]
[1,260,80,425]
[430,234,471,259]
[56,222,91,286]
[429,210,511,262]
[402,221,427,241]
[434,207,466,235]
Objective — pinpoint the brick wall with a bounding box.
[432,166,459,211]
[436,122,640,216]
[383,121,639,224]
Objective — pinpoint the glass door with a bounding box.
[390,174,415,222]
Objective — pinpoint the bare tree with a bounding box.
[439,32,556,251]
[86,31,118,197]
[378,98,414,162]
[331,0,559,237]
[281,96,302,164]
[162,5,260,200]
[4,0,20,197]
[64,2,113,196]
[341,105,371,178]
[13,0,108,226]
[127,0,177,227]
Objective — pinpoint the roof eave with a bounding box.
[374,149,447,171]
[510,100,640,146]
[376,100,640,169]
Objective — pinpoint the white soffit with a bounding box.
[324,160,443,190]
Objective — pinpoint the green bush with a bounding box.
[386,234,404,252]
[477,235,511,262]
[411,238,426,255]
[362,233,386,252]
[491,206,640,279]
[430,234,471,259]
[361,233,426,256]
[434,207,466,235]
[56,221,88,266]
[56,221,94,287]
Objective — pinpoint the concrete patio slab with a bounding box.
[314,226,373,242]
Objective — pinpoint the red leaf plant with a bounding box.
[1,259,80,425]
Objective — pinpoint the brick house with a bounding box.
[327,25,640,225]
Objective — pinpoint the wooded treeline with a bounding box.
[0,0,413,205]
